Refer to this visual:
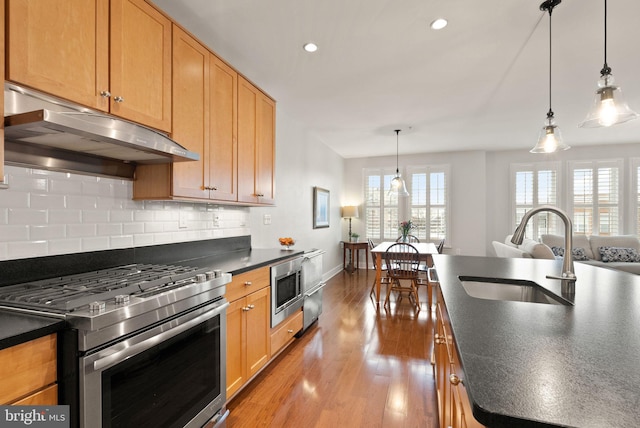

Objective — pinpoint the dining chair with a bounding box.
[418,238,445,309]
[396,235,420,243]
[383,242,421,310]
[368,239,393,297]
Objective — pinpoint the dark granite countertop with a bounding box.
[0,244,304,351]
[432,254,640,428]
[0,311,65,350]
[178,247,305,275]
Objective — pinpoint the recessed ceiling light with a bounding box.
[303,42,318,53]
[430,18,448,30]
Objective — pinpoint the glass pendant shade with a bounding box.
[579,73,638,127]
[531,115,570,153]
[390,174,410,197]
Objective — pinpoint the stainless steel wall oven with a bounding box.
[0,264,231,428]
[270,257,303,327]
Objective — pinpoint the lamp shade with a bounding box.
[579,74,638,127]
[341,205,359,218]
[531,115,570,153]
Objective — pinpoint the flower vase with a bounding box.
[401,233,408,243]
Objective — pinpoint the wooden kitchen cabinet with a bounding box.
[237,76,276,205]
[434,288,484,428]
[270,310,302,356]
[134,27,238,202]
[0,334,57,405]
[6,0,171,132]
[226,268,271,399]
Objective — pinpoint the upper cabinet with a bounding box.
[238,77,275,205]
[6,0,172,133]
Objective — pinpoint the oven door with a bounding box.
[271,258,303,327]
[80,299,228,428]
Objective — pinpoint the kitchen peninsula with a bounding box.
[433,254,640,428]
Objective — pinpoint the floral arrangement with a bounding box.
[399,220,414,237]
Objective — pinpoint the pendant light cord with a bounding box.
[548,8,553,117]
[601,0,611,75]
[395,129,400,174]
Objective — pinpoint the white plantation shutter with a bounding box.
[407,166,449,243]
[364,168,398,241]
[511,163,560,240]
[632,159,640,235]
[569,160,622,236]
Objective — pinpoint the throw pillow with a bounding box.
[550,247,590,261]
[599,247,640,263]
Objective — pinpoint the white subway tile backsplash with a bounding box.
[0,191,29,208]
[30,193,66,209]
[67,224,97,238]
[48,238,82,255]
[8,208,47,225]
[8,240,48,259]
[31,225,66,240]
[1,167,251,261]
[49,209,82,224]
[0,225,30,241]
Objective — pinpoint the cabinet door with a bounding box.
[226,298,247,398]
[170,25,209,199]
[110,0,172,132]
[6,0,109,111]
[208,54,238,201]
[237,77,275,204]
[245,286,271,377]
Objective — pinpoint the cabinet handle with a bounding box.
[255,193,264,197]
[100,90,111,98]
[245,281,252,286]
[287,329,293,334]
[114,96,124,103]
[247,304,255,309]
[242,307,250,312]
[435,334,445,344]
[449,374,461,386]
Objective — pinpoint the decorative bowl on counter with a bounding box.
[278,237,295,250]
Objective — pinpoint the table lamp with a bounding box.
[341,206,359,242]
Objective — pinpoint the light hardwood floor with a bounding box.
[226,269,438,428]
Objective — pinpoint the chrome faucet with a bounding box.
[511,205,576,281]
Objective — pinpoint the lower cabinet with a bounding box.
[434,289,484,428]
[226,285,270,399]
[270,310,303,356]
[0,333,58,405]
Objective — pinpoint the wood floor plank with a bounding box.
[226,269,438,427]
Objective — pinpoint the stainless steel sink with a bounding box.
[457,276,571,305]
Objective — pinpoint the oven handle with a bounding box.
[93,302,229,372]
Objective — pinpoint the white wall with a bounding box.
[343,150,487,257]
[249,108,345,277]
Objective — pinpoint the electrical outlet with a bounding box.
[179,211,187,229]
[263,214,271,225]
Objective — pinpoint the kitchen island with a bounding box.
[433,254,640,428]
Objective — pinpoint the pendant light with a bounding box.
[579,0,638,128]
[531,0,569,154]
[389,129,409,197]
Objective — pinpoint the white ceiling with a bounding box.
[153,0,640,158]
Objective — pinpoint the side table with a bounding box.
[342,241,369,273]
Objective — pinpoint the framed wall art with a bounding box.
[313,187,330,229]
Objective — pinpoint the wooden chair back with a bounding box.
[384,243,420,280]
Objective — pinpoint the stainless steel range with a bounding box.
[0,263,231,428]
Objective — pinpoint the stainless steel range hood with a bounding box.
[4,84,199,179]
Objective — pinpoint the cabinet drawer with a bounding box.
[270,310,303,355]
[0,334,57,404]
[11,384,58,405]
[226,267,270,302]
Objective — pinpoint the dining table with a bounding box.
[370,241,439,305]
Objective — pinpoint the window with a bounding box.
[569,160,623,236]
[363,168,399,240]
[407,165,450,243]
[633,158,640,235]
[511,163,560,240]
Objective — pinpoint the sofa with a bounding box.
[541,234,640,275]
[492,234,640,275]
